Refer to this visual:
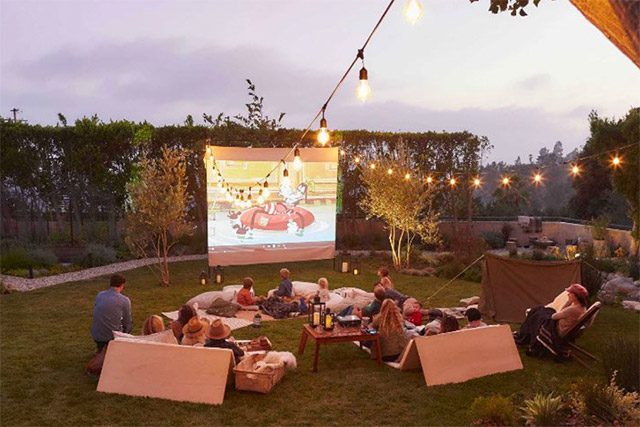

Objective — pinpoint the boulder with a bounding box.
[598,275,639,304]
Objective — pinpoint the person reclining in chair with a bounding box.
[514,283,588,356]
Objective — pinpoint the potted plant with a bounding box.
[590,215,610,258]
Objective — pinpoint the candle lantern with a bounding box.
[333,252,351,273]
[252,312,262,328]
[213,265,224,285]
[352,260,360,276]
[308,293,326,327]
[199,271,208,286]
[322,308,335,331]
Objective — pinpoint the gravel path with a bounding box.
[0,255,207,292]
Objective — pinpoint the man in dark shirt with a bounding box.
[91,274,132,351]
[204,319,244,364]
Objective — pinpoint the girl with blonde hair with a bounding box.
[142,315,165,335]
[371,299,409,361]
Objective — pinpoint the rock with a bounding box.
[460,296,480,306]
[599,276,640,304]
[622,300,640,312]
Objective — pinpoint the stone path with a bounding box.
[0,255,207,292]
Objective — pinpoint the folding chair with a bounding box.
[537,302,602,367]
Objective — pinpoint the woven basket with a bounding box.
[233,353,285,393]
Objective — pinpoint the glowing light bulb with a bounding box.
[354,156,361,164]
[317,117,330,146]
[611,156,621,168]
[282,175,291,187]
[340,149,346,156]
[387,168,393,175]
[571,164,580,176]
[370,163,376,169]
[533,172,543,184]
[293,148,302,171]
[357,67,371,102]
[403,0,424,25]
[426,176,433,184]
[449,177,456,187]
[263,187,271,199]
[501,177,510,186]
[473,178,481,188]
[404,173,411,180]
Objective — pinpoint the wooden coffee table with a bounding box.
[298,323,382,372]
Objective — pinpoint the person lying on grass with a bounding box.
[237,277,264,310]
[370,299,409,362]
[204,319,244,364]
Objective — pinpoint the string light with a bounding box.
[570,163,581,177]
[354,156,361,164]
[473,177,481,188]
[387,168,393,175]
[501,176,511,187]
[532,171,543,185]
[403,0,424,25]
[263,181,270,199]
[449,177,457,187]
[369,163,376,169]
[317,108,330,146]
[340,149,346,156]
[404,173,411,180]
[293,148,302,171]
[356,50,371,102]
[611,154,621,168]
[426,176,433,185]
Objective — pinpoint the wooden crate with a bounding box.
[233,353,285,393]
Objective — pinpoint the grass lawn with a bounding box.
[1,258,638,426]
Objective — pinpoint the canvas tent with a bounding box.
[479,252,582,323]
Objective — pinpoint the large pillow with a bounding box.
[113,329,178,345]
[292,281,320,296]
[325,292,345,311]
[186,290,236,309]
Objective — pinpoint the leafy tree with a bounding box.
[125,146,194,286]
[359,141,440,269]
[470,0,548,17]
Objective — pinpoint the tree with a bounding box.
[359,141,440,269]
[470,0,548,17]
[125,146,194,286]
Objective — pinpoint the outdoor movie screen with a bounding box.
[206,146,338,266]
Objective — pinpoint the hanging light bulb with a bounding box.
[317,108,330,146]
[247,187,253,205]
[533,171,543,185]
[263,181,271,199]
[293,148,303,171]
[426,176,433,185]
[501,176,511,186]
[354,156,361,164]
[356,50,371,102]
[570,163,580,177]
[473,177,481,188]
[387,168,393,175]
[611,155,621,168]
[340,148,346,156]
[404,173,411,180]
[449,177,457,187]
[403,0,424,25]
[282,163,291,186]
[217,179,223,189]
[258,188,265,205]
[369,163,376,169]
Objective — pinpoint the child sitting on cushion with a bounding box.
[464,307,487,328]
[274,268,293,299]
[306,277,330,303]
[237,277,263,310]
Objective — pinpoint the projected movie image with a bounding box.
[207,147,338,266]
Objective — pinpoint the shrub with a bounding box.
[481,231,505,249]
[602,335,640,393]
[75,243,117,267]
[630,259,640,281]
[463,264,482,283]
[590,215,610,241]
[437,261,464,279]
[501,223,513,243]
[469,395,516,426]
[0,246,31,271]
[27,248,58,267]
[574,373,640,425]
[520,393,565,426]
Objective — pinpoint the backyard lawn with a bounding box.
[1,258,638,426]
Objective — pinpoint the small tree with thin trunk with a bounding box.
[125,146,194,286]
[359,142,441,269]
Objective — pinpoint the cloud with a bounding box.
[516,73,552,91]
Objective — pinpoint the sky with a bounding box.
[1,0,639,162]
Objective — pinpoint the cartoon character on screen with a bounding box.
[238,181,315,237]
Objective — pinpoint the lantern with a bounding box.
[199,271,208,286]
[352,260,360,276]
[213,265,224,285]
[333,252,351,273]
[308,293,326,327]
[322,308,335,331]
[252,312,262,328]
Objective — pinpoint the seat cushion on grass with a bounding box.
[187,290,236,309]
[293,281,320,295]
[113,329,178,345]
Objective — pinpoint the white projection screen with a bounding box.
[207,146,338,266]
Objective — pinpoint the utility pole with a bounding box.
[10,108,20,122]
